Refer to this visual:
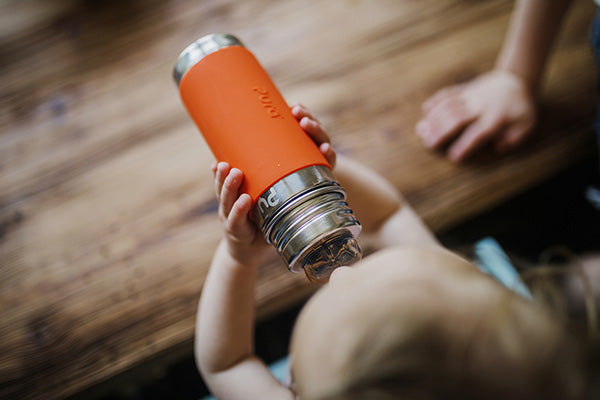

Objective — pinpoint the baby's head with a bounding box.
[290,246,582,400]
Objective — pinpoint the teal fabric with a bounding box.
[474,237,532,300]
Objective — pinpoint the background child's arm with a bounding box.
[417,0,572,161]
[496,0,573,93]
[195,164,294,399]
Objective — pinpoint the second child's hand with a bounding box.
[416,70,536,162]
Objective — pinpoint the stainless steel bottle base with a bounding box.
[252,165,362,282]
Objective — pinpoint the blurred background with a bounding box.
[1,0,598,399]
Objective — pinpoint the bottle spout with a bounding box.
[301,230,362,284]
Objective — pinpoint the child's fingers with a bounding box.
[300,116,330,146]
[227,193,254,234]
[447,117,503,162]
[494,121,533,153]
[214,162,230,201]
[417,96,477,149]
[319,142,337,167]
[290,103,328,144]
[291,103,320,123]
[422,84,464,113]
[220,168,244,218]
[291,104,335,161]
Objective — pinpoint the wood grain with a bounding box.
[0,0,596,398]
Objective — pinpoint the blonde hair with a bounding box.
[292,248,584,400]
[521,246,598,338]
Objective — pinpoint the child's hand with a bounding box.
[213,162,269,265]
[416,70,536,162]
[291,103,337,168]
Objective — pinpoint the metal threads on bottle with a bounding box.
[251,166,361,277]
[174,33,362,282]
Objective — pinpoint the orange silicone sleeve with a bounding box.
[178,45,330,202]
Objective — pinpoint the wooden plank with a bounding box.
[0,0,595,398]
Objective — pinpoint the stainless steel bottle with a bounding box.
[174,33,361,283]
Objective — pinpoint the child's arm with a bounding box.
[417,0,572,161]
[496,0,573,93]
[335,156,440,250]
[292,105,440,250]
[195,164,294,399]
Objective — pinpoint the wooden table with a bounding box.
[1,0,596,398]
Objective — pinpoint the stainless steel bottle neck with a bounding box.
[173,33,244,86]
[252,166,362,276]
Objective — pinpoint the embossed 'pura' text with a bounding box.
[253,87,283,119]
